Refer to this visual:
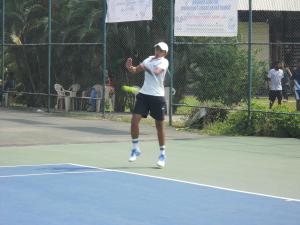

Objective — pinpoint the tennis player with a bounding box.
[125,42,169,168]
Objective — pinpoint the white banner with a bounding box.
[106,0,152,23]
[175,0,238,37]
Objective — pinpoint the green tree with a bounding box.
[5,0,49,106]
[191,45,265,105]
[51,0,103,89]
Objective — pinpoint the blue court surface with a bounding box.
[0,164,299,225]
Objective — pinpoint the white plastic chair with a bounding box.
[68,84,80,110]
[164,87,176,115]
[68,84,80,97]
[54,84,71,111]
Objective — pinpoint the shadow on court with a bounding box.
[0,109,200,146]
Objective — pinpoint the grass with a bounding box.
[175,96,298,115]
[252,97,296,111]
[175,96,200,115]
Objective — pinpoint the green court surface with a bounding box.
[0,109,300,200]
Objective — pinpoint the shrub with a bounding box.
[188,103,300,138]
[190,45,266,106]
[185,101,228,129]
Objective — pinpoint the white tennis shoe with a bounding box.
[129,149,141,162]
[157,154,166,168]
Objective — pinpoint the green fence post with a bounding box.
[102,0,107,117]
[1,0,5,93]
[247,0,253,126]
[168,0,174,126]
[48,0,52,112]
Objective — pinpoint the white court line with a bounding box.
[2,163,300,203]
[0,170,106,178]
[69,163,300,203]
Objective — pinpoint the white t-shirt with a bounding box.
[268,68,284,90]
[139,56,169,96]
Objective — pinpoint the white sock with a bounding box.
[160,146,166,155]
[132,139,139,150]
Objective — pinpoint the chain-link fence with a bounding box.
[172,4,300,122]
[0,0,106,113]
[1,0,300,125]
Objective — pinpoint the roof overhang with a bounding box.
[238,0,300,12]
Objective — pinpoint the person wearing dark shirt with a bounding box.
[281,62,292,102]
[291,61,300,111]
[288,61,300,111]
[1,72,15,106]
[4,72,15,91]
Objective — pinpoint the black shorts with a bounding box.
[269,90,282,102]
[133,93,166,121]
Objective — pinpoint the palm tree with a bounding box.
[4,0,174,110]
[51,0,103,88]
[5,0,49,106]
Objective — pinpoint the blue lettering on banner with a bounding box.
[192,0,219,4]
[181,5,231,11]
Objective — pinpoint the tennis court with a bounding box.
[0,109,300,225]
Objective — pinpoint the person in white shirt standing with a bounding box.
[268,61,284,109]
[125,42,169,168]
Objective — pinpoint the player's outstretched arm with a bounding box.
[126,58,145,74]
